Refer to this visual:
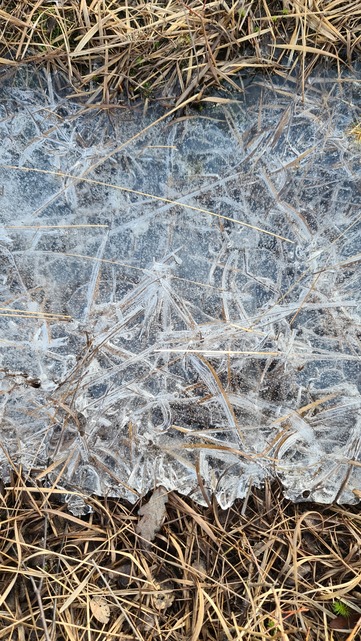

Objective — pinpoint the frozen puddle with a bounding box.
[0,67,360,508]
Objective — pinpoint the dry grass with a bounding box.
[0,467,360,640]
[0,0,360,104]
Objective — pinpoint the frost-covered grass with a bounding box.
[0,0,360,103]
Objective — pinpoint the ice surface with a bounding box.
[0,66,360,508]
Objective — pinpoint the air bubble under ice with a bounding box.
[0,67,360,508]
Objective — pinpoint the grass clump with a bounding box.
[0,0,360,104]
[0,467,360,640]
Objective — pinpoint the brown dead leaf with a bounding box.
[90,596,110,624]
[329,613,361,631]
[136,486,168,543]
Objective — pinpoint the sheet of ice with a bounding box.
[0,66,360,508]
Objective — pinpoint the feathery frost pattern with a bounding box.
[0,67,360,508]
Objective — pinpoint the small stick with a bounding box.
[29,576,51,641]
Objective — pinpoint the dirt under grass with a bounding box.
[0,468,360,641]
[1,0,360,104]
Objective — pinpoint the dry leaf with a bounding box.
[90,596,110,624]
[192,559,206,574]
[152,580,175,611]
[139,612,156,633]
[329,613,360,631]
[136,486,168,543]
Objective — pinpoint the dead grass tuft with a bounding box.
[0,468,360,640]
[0,0,360,103]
